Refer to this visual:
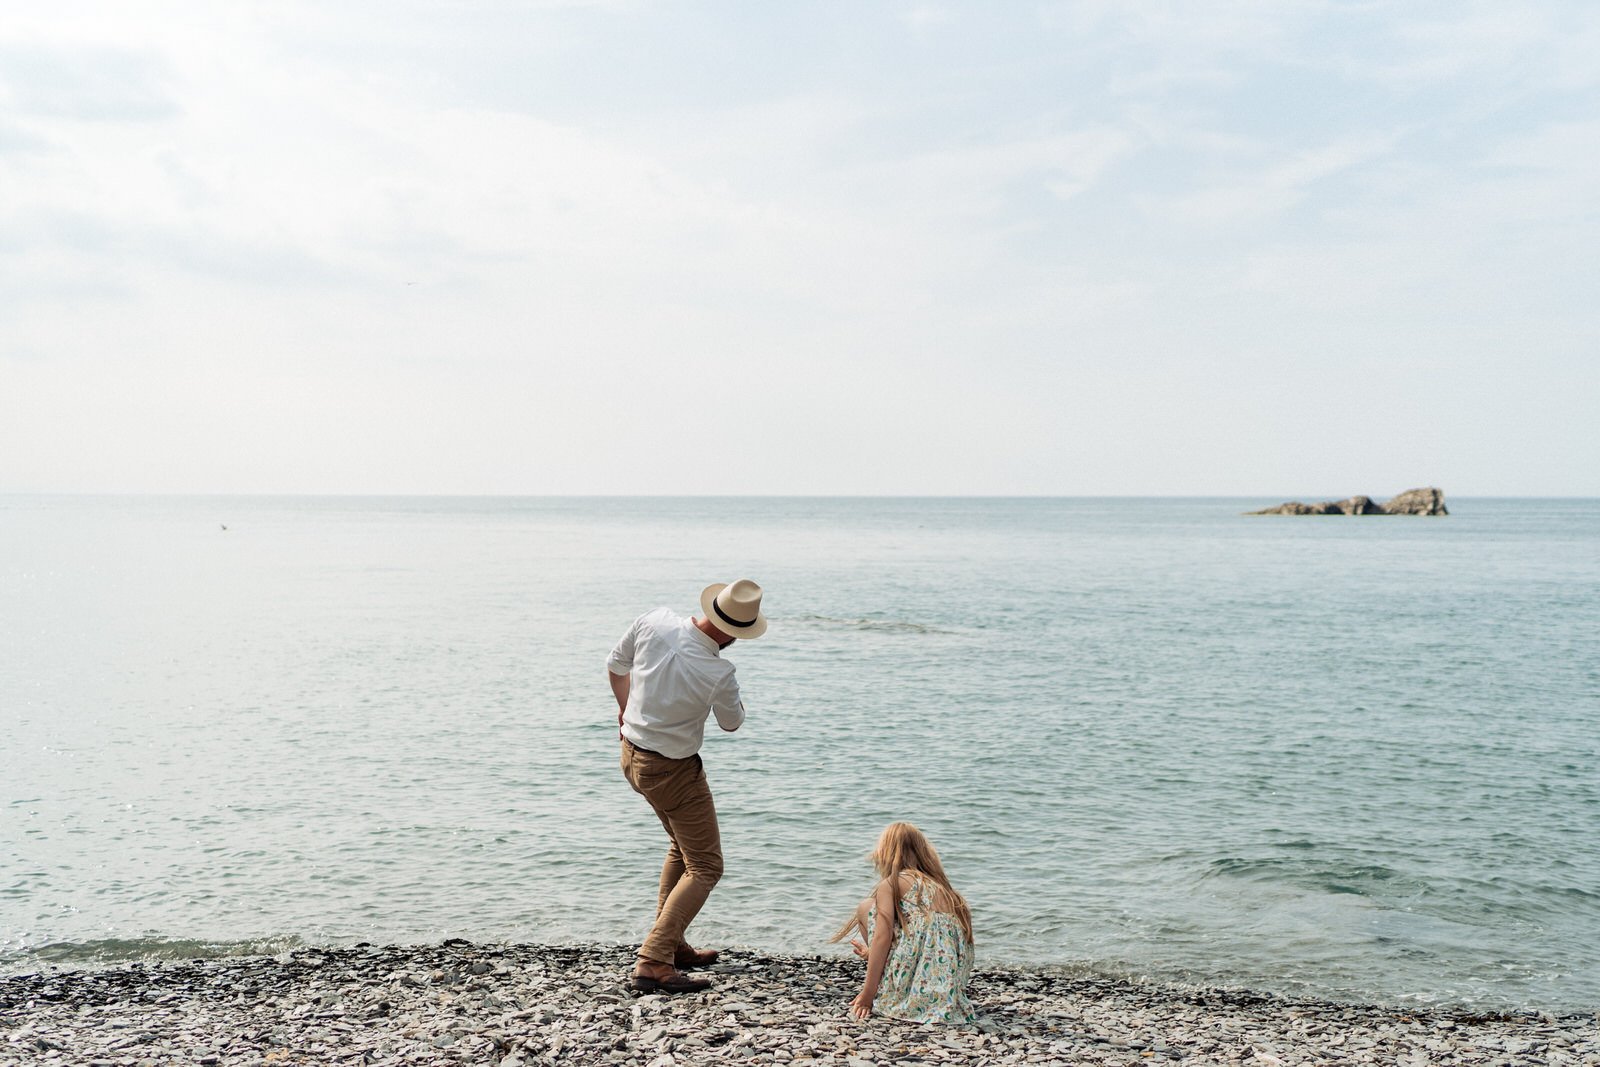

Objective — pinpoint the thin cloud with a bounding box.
[0,43,179,121]
[1163,134,1400,227]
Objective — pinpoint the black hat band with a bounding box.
[713,599,757,629]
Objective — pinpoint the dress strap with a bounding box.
[897,869,934,909]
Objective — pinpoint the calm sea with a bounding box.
[2,495,1597,1013]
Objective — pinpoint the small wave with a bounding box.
[1203,856,1412,898]
[788,614,952,635]
[2,936,309,974]
[1203,856,1600,922]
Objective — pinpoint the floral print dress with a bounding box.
[864,872,976,1023]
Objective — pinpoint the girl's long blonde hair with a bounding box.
[830,821,975,945]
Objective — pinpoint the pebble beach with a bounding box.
[2,942,1595,1066]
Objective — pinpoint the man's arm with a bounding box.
[609,669,631,727]
[606,615,640,728]
[711,674,745,733]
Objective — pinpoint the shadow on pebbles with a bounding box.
[2,941,1596,1065]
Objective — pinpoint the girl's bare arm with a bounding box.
[850,879,897,1019]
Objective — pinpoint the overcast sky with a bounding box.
[3,1,1596,496]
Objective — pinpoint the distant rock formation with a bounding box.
[1379,487,1449,515]
[1247,487,1447,516]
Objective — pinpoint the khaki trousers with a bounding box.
[620,739,724,965]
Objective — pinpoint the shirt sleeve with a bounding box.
[711,670,745,732]
[606,616,641,675]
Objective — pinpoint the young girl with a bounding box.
[831,822,976,1023]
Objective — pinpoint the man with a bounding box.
[607,578,767,994]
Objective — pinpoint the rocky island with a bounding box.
[1247,487,1448,516]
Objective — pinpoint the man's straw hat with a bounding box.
[700,579,767,640]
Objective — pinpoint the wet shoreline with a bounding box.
[2,941,1595,1065]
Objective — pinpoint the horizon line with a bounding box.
[4,490,1595,501]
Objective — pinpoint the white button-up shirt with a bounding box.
[608,607,744,759]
